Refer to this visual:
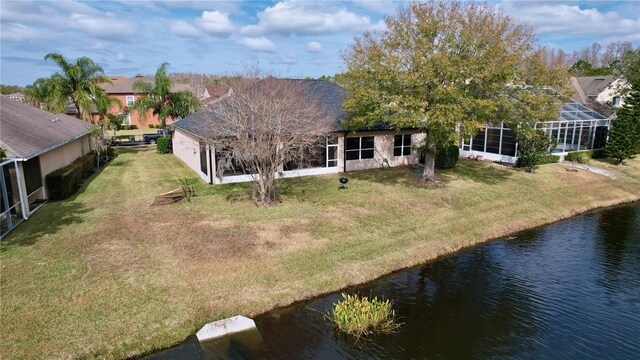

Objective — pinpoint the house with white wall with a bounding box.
[570,76,631,118]
[1,97,92,238]
[172,80,425,184]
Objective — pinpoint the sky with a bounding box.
[1,0,639,86]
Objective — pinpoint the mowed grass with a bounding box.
[1,148,639,359]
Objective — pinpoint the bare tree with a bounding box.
[203,74,333,206]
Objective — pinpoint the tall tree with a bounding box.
[615,49,640,91]
[340,0,567,180]
[130,62,201,131]
[605,87,640,164]
[203,76,332,206]
[43,53,111,121]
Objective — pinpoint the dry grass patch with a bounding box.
[1,148,639,359]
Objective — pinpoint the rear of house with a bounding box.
[1,97,92,238]
[171,80,426,184]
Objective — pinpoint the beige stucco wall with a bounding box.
[595,78,630,108]
[344,130,425,172]
[172,128,211,182]
[39,135,91,198]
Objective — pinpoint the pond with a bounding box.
[147,202,640,359]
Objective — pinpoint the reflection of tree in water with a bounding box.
[594,204,640,292]
[354,245,541,360]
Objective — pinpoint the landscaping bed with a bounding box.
[1,147,639,359]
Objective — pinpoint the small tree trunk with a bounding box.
[74,103,82,120]
[422,141,437,181]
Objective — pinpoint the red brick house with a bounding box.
[67,75,194,128]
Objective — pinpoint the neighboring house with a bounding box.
[66,75,194,127]
[7,92,24,102]
[1,97,92,238]
[200,85,232,105]
[172,80,425,184]
[570,76,631,118]
[459,100,611,163]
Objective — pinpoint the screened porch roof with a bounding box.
[559,100,609,122]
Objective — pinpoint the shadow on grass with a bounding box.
[437,160,514,185]
[114,146,151,155]
[0,199,91,252]
[346,166,426,187]
[0,153,131,251]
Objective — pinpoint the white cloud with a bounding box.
[240,0,373,36]
[282,52,297,64]
[70,13,136,40]
[0,23,49,42]
[499,2,640,38]
[116,53,126,61]
[306,41,323,53]
[236,36,277,52]
[349,0,398,15]
[197,10,235,38]
[170,20,201,38]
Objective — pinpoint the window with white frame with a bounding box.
[346,136,374,160]
[126,95,135,106]
[613,96,621,107]
[393,134,411,156]
[120,113,131,125]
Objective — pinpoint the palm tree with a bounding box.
[95,91,123,123]
[130,62,201,132]
[43,52,111,121]
[23,76,67,112]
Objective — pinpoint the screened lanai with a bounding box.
[459,100,611,163]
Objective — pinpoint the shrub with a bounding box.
[156,136,172,154]
[328,293,399,339]
[565,150,591,163]
[591,148,608,159]
[120,125,139,130]
[148,124,155,128]
[536,154,560,165]
[45,153,96,200]
[435,144,459,169]
[516,129,557,172]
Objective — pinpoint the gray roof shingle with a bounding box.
[574,76,617,97]
[1,96,91,159]
[173,79,351,137]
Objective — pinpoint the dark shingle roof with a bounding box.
[0,96,91,159]
[173,79,350,137]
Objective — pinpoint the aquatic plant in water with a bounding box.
[328,293,400,339]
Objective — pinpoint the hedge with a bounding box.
[121,125,138,130]
[537,154,561,164]
[565,150,591,163]
[435,144,459,169]
[516,154,560,167]
[157,136,172,154]
[45,153,96,200]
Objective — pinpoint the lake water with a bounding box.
[147,202,640,359]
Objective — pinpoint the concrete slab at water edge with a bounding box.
[196,316,257,342]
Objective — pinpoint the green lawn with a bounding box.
[1,148,639,359]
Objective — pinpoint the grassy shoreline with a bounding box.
[1,148,639,359]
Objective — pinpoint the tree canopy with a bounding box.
[130,62,201,130]
[40,53,111,121]
[340,0,569,180]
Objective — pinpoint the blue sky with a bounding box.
[1,0,639,86]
